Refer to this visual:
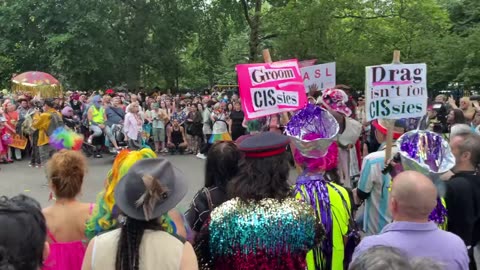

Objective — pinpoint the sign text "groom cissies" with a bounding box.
[237,59,307,120]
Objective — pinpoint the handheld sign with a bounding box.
[8,134,28,150]
[299,59,317,68]
[237,59,307,120]
[301,62,336,93]
[365,62,428,122]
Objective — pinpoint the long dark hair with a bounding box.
[229,153,291,202]
[205,141,242,191]
[0,195,46,270]
[115,217,163,270]
[449,108,466,125]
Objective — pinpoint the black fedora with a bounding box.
[114,158,188,221]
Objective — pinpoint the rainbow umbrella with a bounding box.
[12,71,62,98]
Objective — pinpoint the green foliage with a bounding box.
[0,0,479,91]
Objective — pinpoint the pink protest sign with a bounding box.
[236,59,307,120]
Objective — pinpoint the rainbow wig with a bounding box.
[49,127,83,150]
[85,148,157,239]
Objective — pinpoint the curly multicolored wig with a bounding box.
[85,149,157,239]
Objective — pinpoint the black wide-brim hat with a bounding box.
[114,158,188,221]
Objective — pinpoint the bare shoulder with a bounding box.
[180,241,198,270]
[42,206,54,217]
[42,206,55,225]
[80,202,95,217]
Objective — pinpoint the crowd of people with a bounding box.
[0,85,479,270]
[0,89,246,163]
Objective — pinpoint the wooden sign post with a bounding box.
[384,50,402,163]
[262,49,304,174]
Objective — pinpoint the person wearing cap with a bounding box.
[16,96,30,120]
[317,88,362,188]
[105,89,115,96]
[354,118,406,236]
[32,98,63,167]
[82,158,198,270]
[70,93,84,119]
[196,132,319,269]
[87,95,108,147]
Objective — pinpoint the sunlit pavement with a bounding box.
[0,154,299,212]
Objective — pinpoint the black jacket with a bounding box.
[185,186,228,232]
[445,171,480,247]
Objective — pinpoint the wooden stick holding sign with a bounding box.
[261,49,303,174]
[384,50,402,164]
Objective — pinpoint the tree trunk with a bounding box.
[241,0,263,63]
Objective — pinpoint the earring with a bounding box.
[48,192,55,201]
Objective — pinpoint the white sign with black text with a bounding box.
[365,63,428,121]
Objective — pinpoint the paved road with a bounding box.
[0,155,299,212]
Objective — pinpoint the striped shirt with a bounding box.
[358,145,397,236]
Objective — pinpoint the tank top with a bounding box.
[43,203,94,270]
[92,229,184,270]
[171,127,183,144]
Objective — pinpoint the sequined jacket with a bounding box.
[198,197,319,270]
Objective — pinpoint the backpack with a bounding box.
[46,112,64,136]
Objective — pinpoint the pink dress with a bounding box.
[43,204,93,270]
[0,128,10,155]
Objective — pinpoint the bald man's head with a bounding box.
[390,171,437,221]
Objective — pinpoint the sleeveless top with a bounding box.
[171,127,183,144]
[90,106,105,125]
[43,203,94,270]
[92,229,184,270]
[212,113,228,134]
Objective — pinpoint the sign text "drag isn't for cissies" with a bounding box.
[365,63,427,121]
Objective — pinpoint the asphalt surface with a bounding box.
[0,154,299,212]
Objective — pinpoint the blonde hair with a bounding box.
[460,97,470,104]
[47,150,87,199]
[127,101,139,113]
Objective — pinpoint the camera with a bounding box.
[382,152,402,175]
[33,101,44,112]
